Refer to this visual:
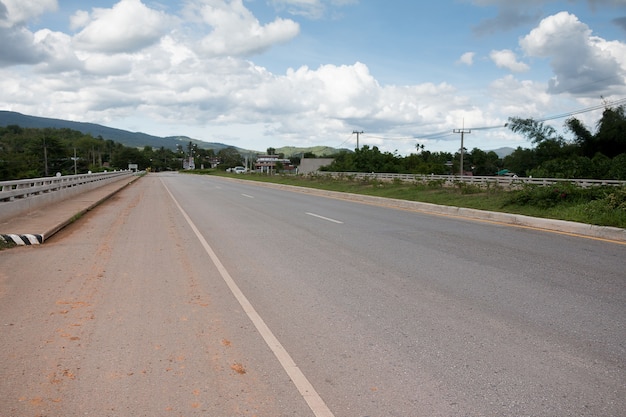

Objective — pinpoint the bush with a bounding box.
[426,179,446,189]
[504,183,610,209]
[579,188,626,226]
[453,180,482,194]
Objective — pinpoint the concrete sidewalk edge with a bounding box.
[41,175,142,242]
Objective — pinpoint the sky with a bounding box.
[1,0,625,155]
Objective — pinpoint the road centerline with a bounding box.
[162,179,335,417]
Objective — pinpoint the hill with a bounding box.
[491,147,515,158]
[0,111,353,157]
[0,111,244,152]
[275,145,351,157]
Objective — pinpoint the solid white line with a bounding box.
[162,180,335,417]
[306,212,343,224]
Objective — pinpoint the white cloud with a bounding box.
[32,29,82,73]
[471,0,626,34]
[0,0,57,28]
[520,11,625,95]
[0,0,59,66]
[0,25,43,65]
[72,0,172,53]
[488,74,552,117]
[489,49,529,72]
[69,10,90,31]
[188,0,300,57]
[457,52,476,66]
[270,0,325,18]
[269,0,358,19]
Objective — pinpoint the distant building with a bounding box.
[255,154,296,173]
[298,158,335,174]
[183,156,195,170]
[207,157,221,168]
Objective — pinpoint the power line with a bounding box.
[335,132,357,149]
[412,97,626,141]
[535,97,626,123]
[362,134,418,141]
[332,97,626,151]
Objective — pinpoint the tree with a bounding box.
[503,147,537,177]
[467,148,500,176]
[507,106,626,179]
[593,105,626,158]
[565,117,595,158]
[218,147,243,169]
[111,146,146,170]
[507,117,562,145]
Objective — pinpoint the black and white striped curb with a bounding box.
[0,234,44,245]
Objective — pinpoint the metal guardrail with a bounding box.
[318,172,626,187]
[0,171,135,202]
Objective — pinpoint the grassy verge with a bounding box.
[184,170,626,229]
[0,236,17,250]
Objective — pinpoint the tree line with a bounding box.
[0,126,246,180]
[321,104,626,180]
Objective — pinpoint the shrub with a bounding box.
[504,183,610,209]
[426,179,446,189]
[453,180,482,194]
[580,188,626,226]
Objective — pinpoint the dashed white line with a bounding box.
[241,193,255,199]
[306,212,343,224]
[162,180,335,417]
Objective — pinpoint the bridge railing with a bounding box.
[0,171,136,202]
[317,172,626,188]
[0,171,137,222]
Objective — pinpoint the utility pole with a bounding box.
[43,136,48,177]
[352,130,364,149]
[453,127,471,176]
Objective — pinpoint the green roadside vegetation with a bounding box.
[0,236,17,250]
[187,170,626,229]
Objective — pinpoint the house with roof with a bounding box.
[255,154,296,173]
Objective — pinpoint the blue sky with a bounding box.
[1,0,625,155]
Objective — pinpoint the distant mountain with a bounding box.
[275,145,351,157]
[0,111,353,157]
[0,110,245,152]
[490,147,515,158]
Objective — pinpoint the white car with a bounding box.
[233,166,246,174]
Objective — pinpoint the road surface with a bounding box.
[1,172,624,416]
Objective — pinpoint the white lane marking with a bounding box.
[162,180,335,417]
[306,212,343,224]
[241,193,255,199]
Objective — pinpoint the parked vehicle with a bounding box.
[234,166,246,174]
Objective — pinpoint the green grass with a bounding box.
[186,170,626,228]
[0,236,17,250]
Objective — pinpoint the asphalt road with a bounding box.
[1,172,624,417]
